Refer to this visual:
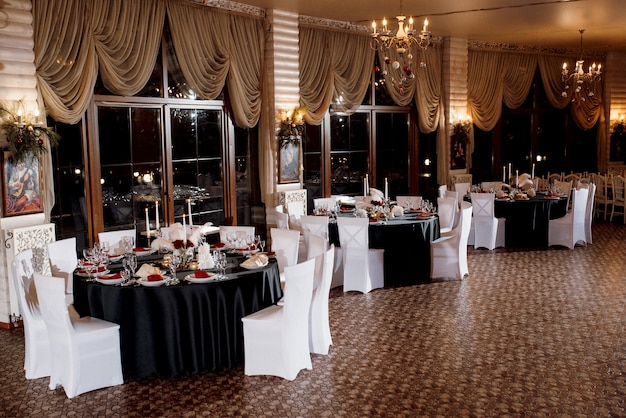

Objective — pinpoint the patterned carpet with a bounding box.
[2,222,626,417]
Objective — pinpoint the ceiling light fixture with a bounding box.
[370,0,431,88]
[561,29,602,102]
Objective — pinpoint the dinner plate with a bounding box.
[240,262,267,270]
[76,268,110,278]
[133,247,154,257]
[96,274,124,285]
[184,272,217,283]
[416,213,435,219]
[136,276,168,287]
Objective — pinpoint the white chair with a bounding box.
[584,183,596,244]
[548,187,589,249]
[309,245,335,355]
[444,190,458,203]
[437,197,458,235]
[11,249,51,380]
[300,215,329,240]
[270,227,301,284]
[396,195,422,210]
[33,272,123,398]
[218,226,255,243]
[430,201,473,281]
[287,201,305,219]
[470,193,505,250]
[438,185,447,198]
[275,210,290,230]
[307,233,328,261]
[593,174,611,220]
[47,238,78,300]
[313,197,338,211]
[454,182,471,206]
[610,176,626,224]
[98,229,136,255]
[242,258,315,380]
[554,180,573,211]
[337,217,384,294]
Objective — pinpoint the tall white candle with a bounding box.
[182,213,187,240]
[384,178,389,200]
[532,163,535,179]
[503,166,506,183]
[145,208,150,239]
[508,163,512,184]
[187,199,193,227]
[363,177,367,197]
[365,174,369,195]
[516,170,519,188]
[155,201,160,230]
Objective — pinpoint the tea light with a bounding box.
[188,261,199,270]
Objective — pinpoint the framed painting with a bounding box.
[279,141,300,183]
[2,151,43,216]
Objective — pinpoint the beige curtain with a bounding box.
[299,27,374,125]
[167,1,263,128]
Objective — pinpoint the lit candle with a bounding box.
[365,174,369,195]
[516,170,519,188]
[508,163,512,184]
[363,177,367,197]
[182,213,187,240]
[503,166,506,183]
[34,108,40,125]
[383,18,387,32]
[17,109,22,124]
[532,163,535,179]
[187,199,193,227]
[384,177,389,200]
[155,201,160,230]
[145,207,150,238]
[372,21,376,34]
[422,18,428,32]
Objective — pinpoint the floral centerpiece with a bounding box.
[451,120,471,169]
[172,239,194,268]
[276,106,306,148]
[0,107,60,163]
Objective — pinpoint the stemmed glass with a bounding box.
[259,240,266,253]
[169,253,181,279]
[213,251,227,280]
[82,247,97,280]
[254,235,261,251]
[123,253,137,282]
[246,235,255,258]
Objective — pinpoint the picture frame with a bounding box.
[2,151,43,216]
[279,141,300,184]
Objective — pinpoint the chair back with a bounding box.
[309,244,335,354]
[13,250,40,320]
[555,180,573,209]
[276,210,290,229]
[471,193,496,218]
[287,201,305,219]
[585,183,596,243]
[218,226,255,243]
[458,201,473,248]
[283,259,316,359]
[437,197,458,233]
[481,181,503,192]
[454,183,471,205]
[571,188,589,226]
[438,185,447,198]
[337,217,368,251]
[270,228,300,274]
[47,238,78,295]
[444,190,458,202]
[307,233,327,261]
[613,176,626,204]
[313,197,338,211]
[396,195,422,210]
[300,215,329,240]
[98,229,136,255]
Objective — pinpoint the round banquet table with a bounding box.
[329,214,440,285]
[493,195,567,247]
[72,255,282,380]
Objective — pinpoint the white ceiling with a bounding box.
[235,0,626,52]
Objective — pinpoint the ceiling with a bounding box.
[235,0,626,52]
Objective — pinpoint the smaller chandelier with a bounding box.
[561,29,602,102]
[371,5,431,86]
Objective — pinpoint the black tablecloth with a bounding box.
[329,215,440,285]
[73,256,282,379]
[494,196,567,247]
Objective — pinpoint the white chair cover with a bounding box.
[431,201,472,280]
[548,188,589,249]
[470,193,505,250]
[309,245,335,355]
[307,233,328,261]
[242,258,315,380]
[584,183,596,244]
[11,249,51,379]
[454,183,471,206]
[300,215,329,240]
[287,201,305,219]
[313,197,338,211]
[438,185,447,198]
[337,217,384,293]
[270,227,301,283]
[437,197,458,235]
[444,190,458,203]
[554,180,573,210]
[396,195,422,210]
[33,272,123,398]
[98,229,136,255]
[47,238,78,298]
[218,226,255,243]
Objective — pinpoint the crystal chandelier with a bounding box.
[370,2,431,86]
[561,29,602,102]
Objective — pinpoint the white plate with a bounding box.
[240,261,268,270]
[108,254,124,262]
[96,275,124,285]
[76,268,110,277]
[136,276,168,287]
[184,272,218,283]
[133,248,155,257]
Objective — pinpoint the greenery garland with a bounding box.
[0,107,60,163]
[277,106,306,148]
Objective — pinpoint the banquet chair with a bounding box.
[444,190,458,203]
[438,185,447,198]
[584,183,596,244]
[554,180,573,211]
[337,217,384,294]
[396,195,422,210]
[33,272,123,398]
[270,227,301,284]
[300,215,330,261]
[470,192,505,250]
[548,187,589,249]
[98,229,136,255]
[307,233,328,261]
[548,172,562,183]
[437,197,458,235]
[218,225,255,243]
[454,182,471,206]
[47,237,78,302]
[287,201,305,219]
[593,174,611,220]
[313,197,338,212]
[242,258,315,380]
[309,244,335,355]
[275,210,290,230]
[563,173,580,184]
[611,176,626,224]
[482,181,503,192]
[430,201,473,281]
[11,249,51,379]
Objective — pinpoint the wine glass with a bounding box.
[82,247,97,279]
[246,235,255,257]
[254,234,261,250]
[259,240,266,253]
[124,253,137,279]
[169,253,181,278]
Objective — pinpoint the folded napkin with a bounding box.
[355,208,369,218]
[78,265,106,274]
[135,264,162,278]
[194,271,211,278]
[197,243,215,269]
[133,247,151,253]
[100,272,122,280]
[147,274,163,282]
[151,237,175,252]
[391,205,404,217]
[241,254,269,269]
[213,242,226,249]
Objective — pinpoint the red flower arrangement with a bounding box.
[172,240,194,249]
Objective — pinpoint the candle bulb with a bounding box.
[516,170,519,188]
[364,177,367,197]
[182,213,187,241]
[384,177,389,201]
[145,207,150,239]
[532,164,535,179]
[155,201,160,230]
[365,174,369,195]
[503,166,506,183]
[508,163,512,184]
[17,109,22,124]
[34,108,40,125]
[187,199,193,227]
